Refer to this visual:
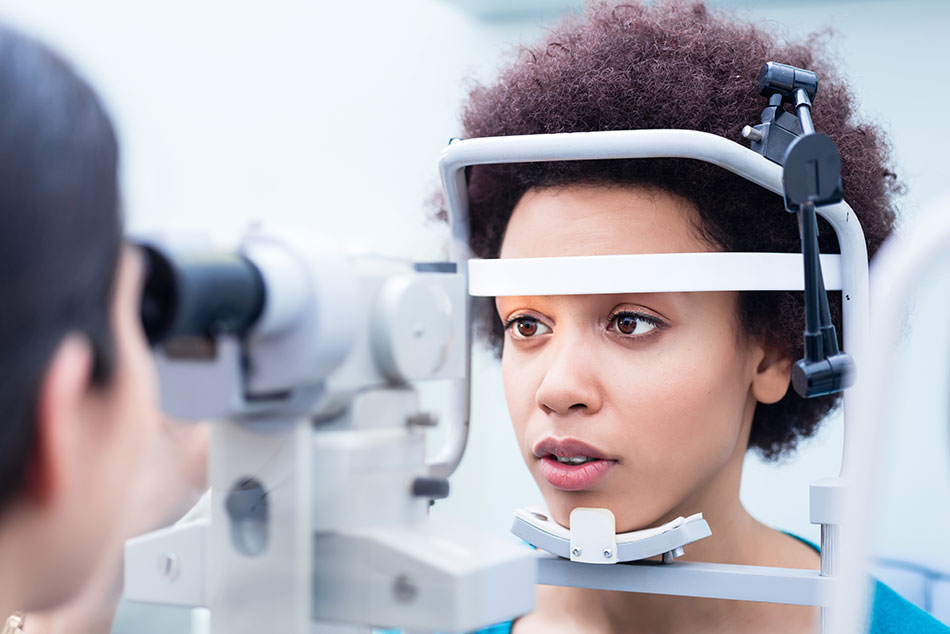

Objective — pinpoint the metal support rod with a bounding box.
[794,88,816,135]
[536,555,838,607]
[820,523,839,577]
[819,523,840,634]
[808,210,841,356]
[817,256,840,355]
[799,201,825,362]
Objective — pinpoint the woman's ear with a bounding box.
[28,334,95,505]
[750,339,794,405]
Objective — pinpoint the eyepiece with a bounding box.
[140,244,266,345]
[757,62,818,101]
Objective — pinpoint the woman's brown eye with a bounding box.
[506,316,552,339]
[616,315,637,334]
[517,319,538,337]
[610,312,659,337]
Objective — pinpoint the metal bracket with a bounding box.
[512,507,711,564]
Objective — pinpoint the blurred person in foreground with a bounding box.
[0,22,206,634]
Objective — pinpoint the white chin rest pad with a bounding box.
[469,252,841,296]
[512,506,712,564]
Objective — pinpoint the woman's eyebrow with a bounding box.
[605,291,690,310]
[495,293,690,324]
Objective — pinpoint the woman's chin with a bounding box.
[541,491,668,533]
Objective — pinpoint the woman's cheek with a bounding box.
[501,350,536,458]
[602,343,741,483]
[644,348,749,466]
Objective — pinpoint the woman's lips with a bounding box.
[533,437,617,491]
[538,456,616,491]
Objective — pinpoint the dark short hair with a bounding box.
[459,1,899,459]
[0,24,121,508]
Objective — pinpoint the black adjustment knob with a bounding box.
[757,61,819,101]
[412,477,449,500]
[782,133,843,211]
[791,353,856,398]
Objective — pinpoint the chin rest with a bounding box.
[512,506,711,564]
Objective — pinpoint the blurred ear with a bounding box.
[750,339,793,405]
[28,334,95,504]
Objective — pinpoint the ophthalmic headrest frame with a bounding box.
[444,61,858,404]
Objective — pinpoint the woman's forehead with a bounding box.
[499,184,712,259]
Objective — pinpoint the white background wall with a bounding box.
[2,0,948,576]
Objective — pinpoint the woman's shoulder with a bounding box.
[870,578,950,633]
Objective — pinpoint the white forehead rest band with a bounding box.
[468,252,841,296]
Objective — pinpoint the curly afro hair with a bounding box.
[459,0,900,459]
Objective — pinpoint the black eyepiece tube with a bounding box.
[757,62,819,102]
[140,245,266,345]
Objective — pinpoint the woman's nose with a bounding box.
[534,337,603,416]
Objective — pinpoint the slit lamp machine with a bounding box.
[124,62,882,633]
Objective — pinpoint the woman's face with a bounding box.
[497,185,779,532]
